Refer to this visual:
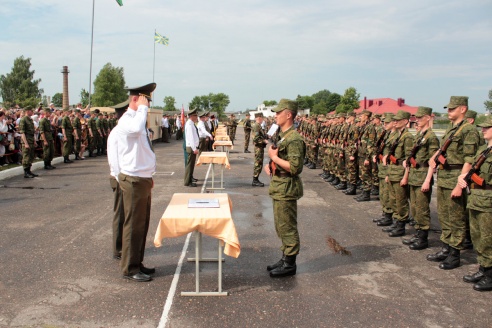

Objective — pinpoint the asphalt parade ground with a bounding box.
[1,128,491,328]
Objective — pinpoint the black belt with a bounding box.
[439,164,463,170]
[471,183,492,190]
[274,171,292,178]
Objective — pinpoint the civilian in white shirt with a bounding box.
[108,83,157,282]
[175,114,183,140]
[160,114,170,143]
[197,111,213,155]
[184,108,200,187]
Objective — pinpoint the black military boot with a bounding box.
[409,230,429,250]
[88,151,94,157]
[75,153,80,160]
[267,254,286,271]
[382,219,397,232]
[377,213,393,226]
[463,266,485,284]
[408,216,416,227]
[473,268,492,292]
[427,243,450,262]
[308,162,316,169]
[48,161,56,169]
[303,158,309,165]
[64,156,73,163]
[28,166,38,177]
[439,246,460,270]
[324,174,334,183]
[370,186,379,196]
[335,181,347,190]
[270,255,297,278]
[330,177,340,186]
[24,168,35,178]
[373,213,385,223]
[44,161,53,170]
[355,190,371,202]
[463,231,473,250]
[252,177,264,187]
[402,232,419,245]
[344,184,357,195]
[388,220,406,237]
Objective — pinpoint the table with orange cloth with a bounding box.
[196,151,230,190]
[154,193,240,296]
[215,135,230,141]
[212,140,233,153]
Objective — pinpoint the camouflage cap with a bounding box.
[360,109,372,117]
[415,106,433,118]
[336,113,346,118]
[444,96,468,109]
[254,113,263,118]
[383,113,395,123]
[23,105,33,112]
[372,114,382,120]
[75,109,81,114]
[393,110,411,121]
[465,110,477,119]
[43,107,51,113]
[347,111,356,117]
[477,115,492,128]
[272,98,297,112]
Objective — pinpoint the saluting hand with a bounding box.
[136,95,149,108]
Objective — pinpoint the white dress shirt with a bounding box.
[161,117,169,128]
[185,119,199,151]
[107,124,120,179]
[197,120,212,138]
[176,118,182,129]
[110,105,156,179]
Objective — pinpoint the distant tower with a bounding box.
[61,66,70,109]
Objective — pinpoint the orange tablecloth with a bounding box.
[196,152,231,169]
[153,193,240,258]
[212,140,233,150]
[216,135,231,141]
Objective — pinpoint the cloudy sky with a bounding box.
[1,0,491,112]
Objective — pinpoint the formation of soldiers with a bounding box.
[298,96,492,292]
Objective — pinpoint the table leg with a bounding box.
[196,231,200,293]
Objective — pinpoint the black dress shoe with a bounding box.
[140,266,156,275]
[113,254,121,260]
[192,178,198,182]
[123,272,152,282]
[186,183,197,187]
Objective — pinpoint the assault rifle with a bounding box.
[406,132,426,168]
[375,130,387,163]
[387,132,403,165]
[464,146,492,194]
[434,120,465,167]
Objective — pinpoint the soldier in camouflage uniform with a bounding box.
[371,114,383,196]
[73,109,83,160]
[458,115,492,291]
[355,110,376,201]
[427,96,480,270]
[382,110,414,237]
[334,113,348,190]
[402,107,440,249]
[96,113,105,155]
[227,114,238,145]
[243,113,252,153]
[61,109,74,163]
[87,110,98,157]
[19,106,38,178]
[342,112,358,195]
[265,99,306,278]
[252,113,267,187]
[465,110,485,147]
[39,108,56,170]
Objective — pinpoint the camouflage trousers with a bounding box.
[321,146,330,171]
[244,131,250,151]
[88,134,95,153]
[253,146,264,178]
[62,134,73,157]
[409,185,432,230]
[387,181,409,222]
[326,147,335,173]
[336,150,346,181]
[74,136,82,154]
[437,187,467,250]
[358,156,372,192]
[22,142,35,169]
[470,209,492,268]
[42,140,55,162]
[229,128,236,143]
[371,161,379,188]
[273,199,300,256]
[345,150,357,184]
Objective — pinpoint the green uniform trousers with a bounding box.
[273,199,300,256]
[253,146,264,178]
[110,176,125,258]
[358,156,372,192]
[118,173,152,276]
[388,181,409,222]
[470,209,492,268]
[62,134,73,157]
[184,147,197,186]
[22,142,35,169]
[409,185,432,230]
[437,186,467,250]
[42,141,55,162]
[244,131,251,151]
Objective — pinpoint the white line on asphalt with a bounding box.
[158,164,213,327]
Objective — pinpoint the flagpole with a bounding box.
[88,0,96,107]
[152,28,156,106]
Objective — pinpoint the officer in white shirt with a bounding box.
[197,111,213,155]
[161,114,170,143]
[184,108,200,187]
[108,83,157,282]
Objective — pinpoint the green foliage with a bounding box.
[484,89,492,113]
[91,63,127,107]
[263,100,278,106]
[312,89,332,105]
[42,95,48,106]
[52,93,63,107]
[0,56,43,108]
[326,93,341,112]
[335,87,360,113]
[80,88,90,107]
[189,92,230,118]
[163,96,177,111]
[296,95,314,110]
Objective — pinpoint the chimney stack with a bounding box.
[61,66,70,109]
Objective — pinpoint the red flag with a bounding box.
[180,104,185,131]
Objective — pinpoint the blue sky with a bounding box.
[1,0,491,113]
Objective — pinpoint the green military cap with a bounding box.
[43,107,51,113]
[75,109,81,114]
[477,116,492,128]
[415,106,433,118]
[444,96,468,109]
[245,113,251,117]
[346,111,356,118]
[360,109,372,117]
[254,113,263,118]
[94,108,100,114]
[465,110,477,119]
[188,108,199,116]
[335,113,345,118]
[393,110,411,121]
[111,100,130,111]
[125,82,156,101]
[23,105,33,111]
[272,98,297,112]
[372,114,382,119]
[383,113,395,123]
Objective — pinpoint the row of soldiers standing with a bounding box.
[298,96,492,292]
